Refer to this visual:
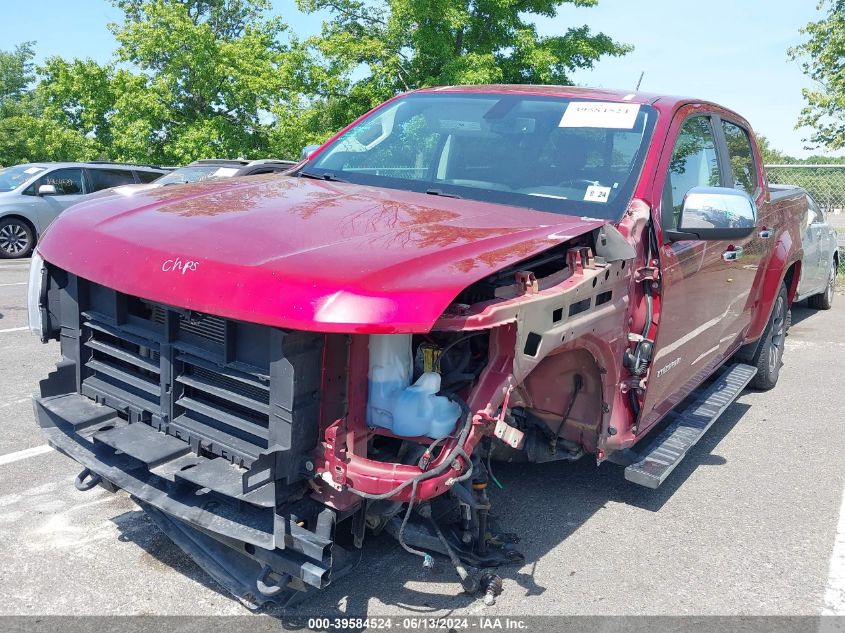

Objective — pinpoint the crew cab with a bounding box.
[28,86,805,608]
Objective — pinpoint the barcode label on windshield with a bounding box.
[559,102,640,129]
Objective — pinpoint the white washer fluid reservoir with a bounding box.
[392,372,462,439]
[366,334,412,431]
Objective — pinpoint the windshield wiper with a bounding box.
[425,188,462,199]
[299,170,348,183]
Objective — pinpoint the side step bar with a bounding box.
[624,363,757,489]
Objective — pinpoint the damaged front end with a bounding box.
[31,218,636,608]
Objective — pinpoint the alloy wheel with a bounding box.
[0,222,31,256]
[767,295,786,375]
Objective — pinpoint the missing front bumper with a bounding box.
[34,392,352,607]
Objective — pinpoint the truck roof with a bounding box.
[416,84,730,118]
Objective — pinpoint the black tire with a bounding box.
[0,217,34,259]
[808,261,835,310]
[748,284,789,391]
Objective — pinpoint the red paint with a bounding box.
[37,176,604,334]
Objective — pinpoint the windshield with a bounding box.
[0,164,45,192]
[156,164,241,185]
[306,93,657,221]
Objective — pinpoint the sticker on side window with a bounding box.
[213,167,240,177]
[584,185,611,203]
[559,102,640,129]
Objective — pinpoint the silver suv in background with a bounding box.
[0,161,167,258]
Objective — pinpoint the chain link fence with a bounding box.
[765,164,845,214]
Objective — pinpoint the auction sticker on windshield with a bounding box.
[584,185,611,202]
[559,102,640,129]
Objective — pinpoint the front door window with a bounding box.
[667,116,721,229]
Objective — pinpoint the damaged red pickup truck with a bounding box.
[29,86,806,608]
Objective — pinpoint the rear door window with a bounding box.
[721,120,758,194]
[667,116,721,228]
[87,168,136,192]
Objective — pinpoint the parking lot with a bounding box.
[1,256,844,618]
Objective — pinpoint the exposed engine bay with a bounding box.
[31,215,650,609]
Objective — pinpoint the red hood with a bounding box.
[38,175,607,333]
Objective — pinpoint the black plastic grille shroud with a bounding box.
[74,279,325,472]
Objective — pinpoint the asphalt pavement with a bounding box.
[0,257,844,618]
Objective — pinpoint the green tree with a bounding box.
[105,0,306,163]
[30,1,311,166]
[5,0,633,166]
[296,0,631,134]
[0,42,35,105]
[790,0,845,150]
[36,57,117,157]
[0,43,98,165]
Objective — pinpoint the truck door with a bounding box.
[715,118,771,345]
[637,111,741,432]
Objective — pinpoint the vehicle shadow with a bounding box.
[790,303,816,327]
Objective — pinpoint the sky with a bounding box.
[0,0,834,159]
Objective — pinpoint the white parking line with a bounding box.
[0,282,26,287]
[0,327,27,334]
[823,485,845,614]
[0,444,52,467]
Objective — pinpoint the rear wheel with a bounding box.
[748,284,789,391]
[0,217,34,259]
[808,261,836,310]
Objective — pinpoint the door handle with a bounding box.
[759,229,773,239]
[722,247,744,261]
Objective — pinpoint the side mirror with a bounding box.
[300,144,321,160]
[38,184,57,196]
[666,186,756,241]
